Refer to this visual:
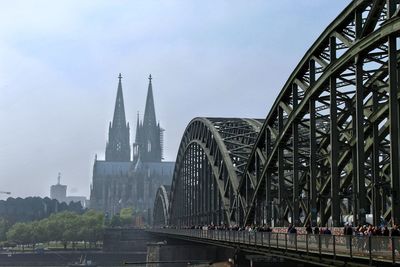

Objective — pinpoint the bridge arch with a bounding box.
[240,0,400,227]
[168,117,263,227]
[153,185,170,227]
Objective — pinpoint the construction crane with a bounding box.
[0,191,11,195]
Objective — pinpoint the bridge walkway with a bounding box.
[149,229,400,266]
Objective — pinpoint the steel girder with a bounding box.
[168,118,263,227]
[153,185,170,227]
[240,0,400,228]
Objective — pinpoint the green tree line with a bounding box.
[4,210,103,249]
[0,197,84,224]
[109,207,135,227]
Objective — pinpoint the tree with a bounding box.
[120,207,133,226]
[32,219,49,245]
[62,213,81,249]
[79,210,104,247]
[5,210,104,249]
[0,197,85,225]
[110,214,122,227]
[0,218,11,241]
[6,222,32,250]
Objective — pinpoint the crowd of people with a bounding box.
[173,222,400,252]
[341,223,400,252]
[182,222,400,236]
[180,223,400,235]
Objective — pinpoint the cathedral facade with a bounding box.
[90,74,174,221]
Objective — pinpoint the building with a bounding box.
[90,74,174,221]
[50,173,67,201]
[50,173,89,208]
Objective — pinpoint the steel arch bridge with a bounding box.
[156,0,400,228]
[153,185,170,227]
[168,118,263,226]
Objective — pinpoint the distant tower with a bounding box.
[105,73,131,162]
[50,172,67,201]
[134,75,163,163]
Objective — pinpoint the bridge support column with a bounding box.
[278,106,285,226]
[266,171,272,226]
[329,36,340,227]
[309,60,317,227]
[309,98,317,227]
[351,107,359,226]
[355,9,366,226]
[265,129,272,226]
[387,0,400,226]
[292,84,300,226]
[388,33,400,225]
[355,56,366,225]
[372,90,381,227]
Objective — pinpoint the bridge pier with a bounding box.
[146,241,312,267]
[146,239,235,267]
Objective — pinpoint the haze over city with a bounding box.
[0,0,349,198]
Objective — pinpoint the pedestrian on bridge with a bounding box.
[322,227,332,249]
[288,224,297,245]
[313,226,320,235]
[306,224,312,235]
[343,222,353,249]
[382,226,390,250]
[312,226,320,245]
[305,224,313,245]
[391,224,400,254]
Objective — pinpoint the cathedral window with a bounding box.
[147,140,151,152]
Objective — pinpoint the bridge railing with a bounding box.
[149,228,400,265]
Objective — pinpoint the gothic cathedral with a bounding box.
[90,74,174,222]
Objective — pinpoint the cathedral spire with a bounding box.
[105,73,131,162]
[112,73,127,129]
[143,74,157,129]
[134,74,162,163]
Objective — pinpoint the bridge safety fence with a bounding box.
[150,228,400,265]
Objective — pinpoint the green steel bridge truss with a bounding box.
[156,0,400,228]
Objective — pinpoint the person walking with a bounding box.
[306,224,312,235]
[323,227,332,249]
[343,222,353,250]
[391,224,400,254]
[305,223,312,245]
[382,226,390,250]
[289,225,297,246]
[314,226,320,235]
[313,225,320,247]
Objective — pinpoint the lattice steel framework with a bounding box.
[153,185,170,227]
[168,118,263,226]
[241,0,400,227]
[156,0,400,229]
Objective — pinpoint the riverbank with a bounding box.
[0,250,146,266]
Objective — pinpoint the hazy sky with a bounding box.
[0,0,350,199]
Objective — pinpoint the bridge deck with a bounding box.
[149,229,400,266]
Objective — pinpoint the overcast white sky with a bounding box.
[0,0,350,199]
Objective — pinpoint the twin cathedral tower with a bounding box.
[90,74,174,219]
[105,74,162,163]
